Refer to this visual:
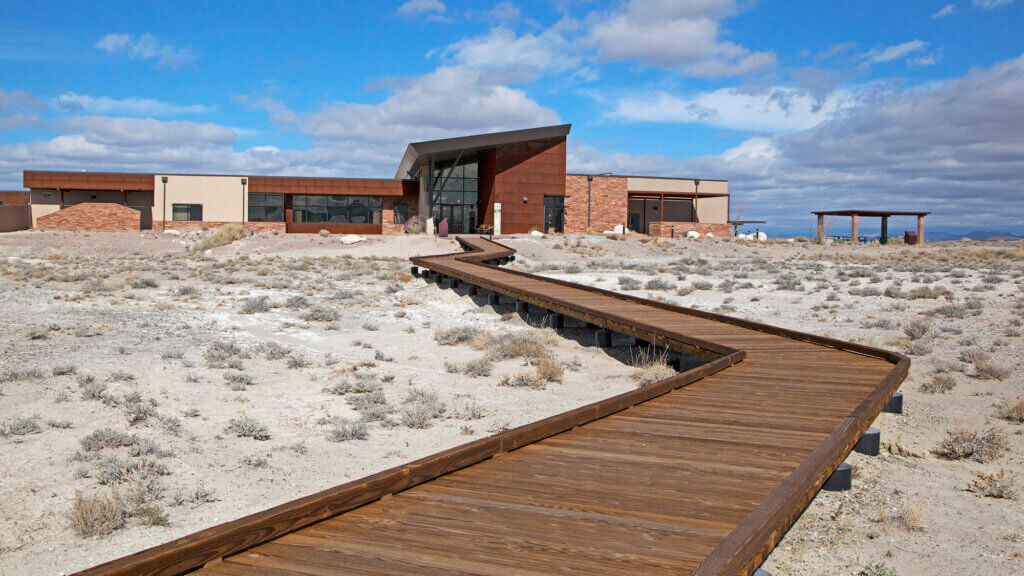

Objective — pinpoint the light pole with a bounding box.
[161,176,168,231]
[693,179,700,222]
[240,177,247,227]
[586,172,613,230]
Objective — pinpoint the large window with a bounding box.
[431,156,478,206]
[172,204,203,221]
[292,195,382,224]
[393,203,409,225]
[248,193,284,222]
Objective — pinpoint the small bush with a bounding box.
[631,348,676,386]
[617,276,642,290]
[859,562,899,576]
[285,295,309,308]
[326,420,368,442]
[225,416,270,440]
[934,303,967,319]
[190,224,246,251]
[920,373,956,394]
[909,286,948,299]
[257,341,291,360]
[129,277,158,289]
[1,417,41,437]
[302,306,339,323]
[286,354,309,369]
[974,358,1012,381]
[645,278,675,291]
[81,428,136,451]
[534,357,564,383]
[239,295,271,314]
[205,340,247,368]
[903,318,931,340]
[959,347,989,364]
[135,504,170,527]
[933,428,1008,463]
[223,371,254,390]
[997,395,1024,423]
[434,326,485,345]
[692,280,714,291]
[905,339,933,356]
[499,372,545,389]
[967,469,1017,499]
[176,285,198,297]
[70,490,126,537]
[362,321,380,331]
[401,389,446,429]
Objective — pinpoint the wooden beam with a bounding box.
[816,214,824,243]
[850,214,858,243]
[917,215,924,244]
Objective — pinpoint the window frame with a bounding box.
[171,203,203,222]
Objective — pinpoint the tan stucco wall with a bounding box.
[0,206,32,232]
[695,195,728,224]
[153,175,247,224]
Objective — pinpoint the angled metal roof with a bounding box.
[394,124,572,179]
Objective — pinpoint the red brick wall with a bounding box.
[36,203,141,231]
[564,175,628,233]
[648,222,732,238]
[382,193,420,235]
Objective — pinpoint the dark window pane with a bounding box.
[394,203,408,224]
[464,161,478,178]
[172,204,202,221]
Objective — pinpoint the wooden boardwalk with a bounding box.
[77,237,908,576]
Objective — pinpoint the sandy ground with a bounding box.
[1,230,1023,576]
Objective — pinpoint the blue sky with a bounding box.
[1,0,1023,235]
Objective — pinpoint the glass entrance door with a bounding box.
[436,204,476,234]
[543,196,564,234]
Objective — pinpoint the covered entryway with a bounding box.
[543,195,564,233]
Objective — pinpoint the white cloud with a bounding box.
[933,4,955,18]
[0,89,46,130]
[868,40,928,63]
[52,116,236,148]
[397,0,449,20]
[488,1,520,21]
[611,86,865,132]
[973,0,1014,9]
[233,95,299,126]
[53,92,208,116]
[95,33,196,68]
[440,25,579,83]
[587,0,776,78]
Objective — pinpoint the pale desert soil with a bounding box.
[1,230,1023,576]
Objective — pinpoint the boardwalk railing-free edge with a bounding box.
[73,236,908,576]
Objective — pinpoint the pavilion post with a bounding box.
[917,215,925,244]
[880,216,888,245]
[816,214,824,243]
[850,214,859,243]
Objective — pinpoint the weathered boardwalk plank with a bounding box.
[74,236,907,576]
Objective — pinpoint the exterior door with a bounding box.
[543,196,564,234]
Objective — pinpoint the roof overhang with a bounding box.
[394,124,571,179]
[812,210,931,217]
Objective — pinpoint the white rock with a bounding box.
[602,230,615,235]
[530,230,544,237]
[705,232,714,238]
[613,224,626,234]
[686,231,701,239]
[163,230,181,236]
[339,234,364,244]
[756,231,768,241]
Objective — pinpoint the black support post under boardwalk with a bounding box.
[516,301,530,314]
[823,462,852,491]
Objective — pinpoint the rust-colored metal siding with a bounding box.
[248,176,410,196]
[0,191,30,205]
[23,171,154,191]
[479,137,566,234]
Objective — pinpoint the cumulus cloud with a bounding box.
[610,86,867,132]
[586,0,775,78]
[0,89,46,130]
[52,92,208,116]
[52,116,236,149]
[95,33,197,68]
[439,24,580,83]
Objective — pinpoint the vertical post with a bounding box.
[850,214,859,243]
[880,216,888,244]
[917,215,924,244]
[693,179,700,223]
[161,177,168,232]
[659,193,664,236]
[586,176,592,230]
[240,177,247,227]
[816,214,824,243]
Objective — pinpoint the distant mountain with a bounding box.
[928,230,1024,241]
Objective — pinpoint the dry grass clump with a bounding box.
[302,305,339,323]
[326,419,368,442]
[400,389,446,429]
[645,278,675,291]
[190,224,246,252]
[959,347,989,364]
[256,341,291,360]
[968,469,1017,499]
[346,390,393,422]
[920,373,956,394]
[618,276,642,290]
[205,339,248,369]
[974,357,1012,381]
[70,490,127,537]
[225,416,270,440]
[0,416,41,437]
[434,325,484,345]
[859,562,899,576]
[903,318,931,340]
[534,357,564,383]
[223,371,254,390]
[445,358,493,378]
[933,427,1009,462]
[997,395,1024,423]
[499,372,546,389]
[0,367,44,383]
[239,295,271,314]
[891,500,925,531]
[630,347,676,386]
[908,286,949,299]
[80,428,137,452]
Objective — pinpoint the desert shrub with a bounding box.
[205,340,247,368]
[631,348,676,386]
[1,416,41,437]
[80,428,136,451]
[225,416,270,440]
[997,395,1024,423]
[908,286,948,299]
[135,504,169,527]
[239,295,271,314]
[170,485,218,507]
[563,263,581,274]
[774,274,804,291]
[676,285,694,296]
[934,303,967,319]
[967,469,1017,499]
[499,372,545,389]
[905,340,933,356]
[453,402,486,420]
[70,490,127,537]
[920,373,956,394]
[617,276,642,290]
[933,428,1008,462]
[361,321,380,331]
[326,419,368,442]
[286,354,309,369]
[176,285,198,296]
[974,358,1012,381]
[129,277,158,289]
[190,224,246,251]
[223,371,254,390]
[645,278,675,291]
[534,357,564,383]
[27,326,48,340]
[302,305,339,323]
[401,389,446,429]
[256,341,290,360]
[891,500,924,532]
[859,562,899,576]
[284,295,309,308]
[934,359,966,373]
[481,331,554,362]
[434,326,484,345]
[0,367,44,383]
[903,318,931,340]
[125,400,156,425]
[959,347,989,364]
[692,280,714,290]
[346,390,392,422]
[883,286,907,299]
